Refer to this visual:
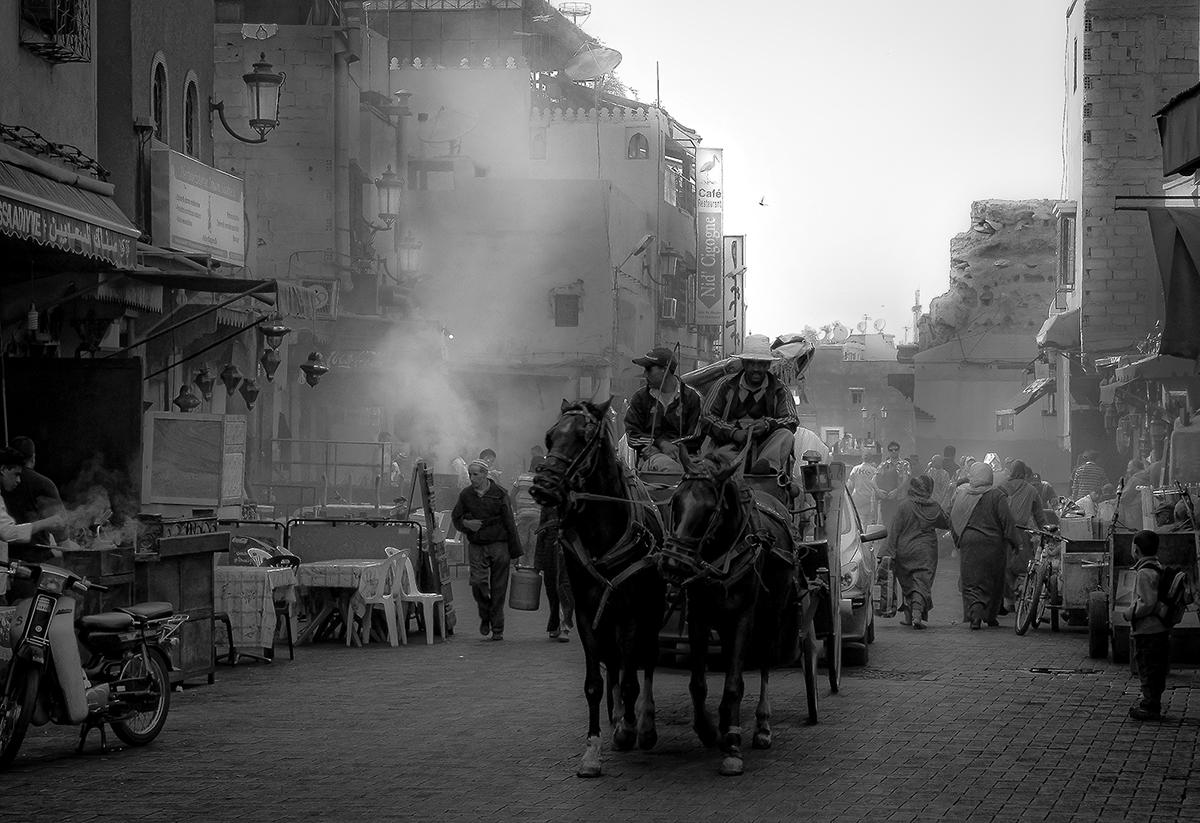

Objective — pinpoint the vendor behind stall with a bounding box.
[1,446,66,601]
[1,437,66,550]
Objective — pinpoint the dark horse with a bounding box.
[656,448,804,776]
[530,399,667,778]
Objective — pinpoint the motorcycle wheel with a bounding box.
[0,662,40,769]
[111,651,171,747]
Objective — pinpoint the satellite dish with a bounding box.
[856,319,869,334]
[417,107,479,144]
[563,44,622,81]
[874,318,887,332]
[831,323,849,343]
[816,328,830,342]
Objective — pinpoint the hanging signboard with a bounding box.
[151,148,245,265]
[723,235,746,355]
[695,147,724,329]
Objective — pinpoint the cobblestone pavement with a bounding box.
[3,556,1200,823]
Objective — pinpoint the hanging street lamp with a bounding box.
[220,363,245,395]
[172,384,201,413]
[258,315,291,350]
[300,351,329,387]
[239,378,261,410]
[210,52,286,145]
[259,348,282,382]
[193,367,216,402]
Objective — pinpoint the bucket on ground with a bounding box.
[509,565,542,611]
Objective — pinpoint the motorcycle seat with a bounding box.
[77,612,135,631]
[118,602,175,622]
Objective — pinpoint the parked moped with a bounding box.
[0,558,185,767]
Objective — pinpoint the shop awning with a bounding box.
[1100,354,1200,403]
[0,144,139,269]
[1036,307,1081,351]
[1156,82,1200,177]
[996,376,1055,415]
[1145,207,1200,359]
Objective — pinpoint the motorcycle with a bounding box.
[0,558,185,767]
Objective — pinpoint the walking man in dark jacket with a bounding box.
[452,459,523,641]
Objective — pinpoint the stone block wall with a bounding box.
[1076,0,1199,356]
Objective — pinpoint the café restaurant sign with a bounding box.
[151,148,245,266]
[694,147,724,329]
[0,193,135,268]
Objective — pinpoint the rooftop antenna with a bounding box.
[558,2,592,26]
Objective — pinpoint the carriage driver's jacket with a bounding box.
[700,371,799,446]
[624,381,704,452]
[451,479,523,550]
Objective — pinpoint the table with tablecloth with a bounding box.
[214,566,298,654]
[295,559,393,645]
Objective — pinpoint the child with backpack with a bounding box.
[1121,530,1188,721]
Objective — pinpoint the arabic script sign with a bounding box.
[151,149,245,265]
[0,193,135,268]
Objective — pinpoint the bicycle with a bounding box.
[1015,527,1063,636]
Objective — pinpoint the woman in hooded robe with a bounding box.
[998,460,1049,614]
[951,462,1021,629]
[883,474,950,629]
[925,455,955,512]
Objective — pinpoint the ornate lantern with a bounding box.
[300,351,329,387]
[193,367,216,402]
[239,378,261,410]
[258,316,291,350]
[172,384,201,412]
[259,348,282,382]
[397,231,422,277]
[220,363,244,395]
[375,165,403,226]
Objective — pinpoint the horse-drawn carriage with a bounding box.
[529,335,849,777]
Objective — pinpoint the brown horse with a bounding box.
[656,449,804,776]
[530,399,667,778]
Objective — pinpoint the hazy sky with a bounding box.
[585,0,1068,343]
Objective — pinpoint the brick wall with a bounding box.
[1077,0,1200,356]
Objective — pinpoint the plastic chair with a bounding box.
[396,555,446,645]
[244,548,297,659]
[357,554,405,647]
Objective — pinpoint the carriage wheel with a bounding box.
[802,629,818,724]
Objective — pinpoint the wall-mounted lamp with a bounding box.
[398,231,422,277]
[375,165,403,227]
[210,53,286,145]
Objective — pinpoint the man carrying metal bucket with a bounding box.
[452,459,523,641]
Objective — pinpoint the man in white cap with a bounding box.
[700,334,799,473]
[624,346,703,472]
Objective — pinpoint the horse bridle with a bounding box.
[657,469,759,588]
[537,408,606,503]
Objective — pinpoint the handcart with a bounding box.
[1013,526,1110,643]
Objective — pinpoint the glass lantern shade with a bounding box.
[172,384,201,413]
[300,351,329,387]
[258,317,291,350]
[397,231,422,276]
[375,165,403,224]
[193,367,216,402]
[880,406,888,419]
[259,348,282,382]
[220,363,244,395]
[243,53,286,138]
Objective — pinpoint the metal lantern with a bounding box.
[172,384,201,413]
[239,378,261,410]
[259,347,282,382]
[300,351,329,387]
[244,53,286,139]
[193,367,216,402]
[220,363,244,396]
[375,165,403,225]
[258,317,291,350]
[397,231,422,276]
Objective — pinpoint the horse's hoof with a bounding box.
[637,727,658,750]
[578,738,602,778]
[612,721,637,751]
[752,730,772,750]
[576,764,602,778]
[719,756,744,777]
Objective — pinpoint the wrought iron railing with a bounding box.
[20,0,91,64]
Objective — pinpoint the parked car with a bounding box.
[837,490,888,665]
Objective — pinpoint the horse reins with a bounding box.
[658,473,764,591]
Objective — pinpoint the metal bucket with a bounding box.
[508,566,543,611]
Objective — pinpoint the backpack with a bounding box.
[1156,566,1193,627]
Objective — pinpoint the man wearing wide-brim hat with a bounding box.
[700,334,799,474]
[624,346,703,472]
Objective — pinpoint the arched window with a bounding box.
[152,59,168,143]
[530,130,546,160]
[184,78,199,157]
[627,132,649,160]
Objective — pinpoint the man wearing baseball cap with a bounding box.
[700,334,798,474]
[624,347,703,472]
